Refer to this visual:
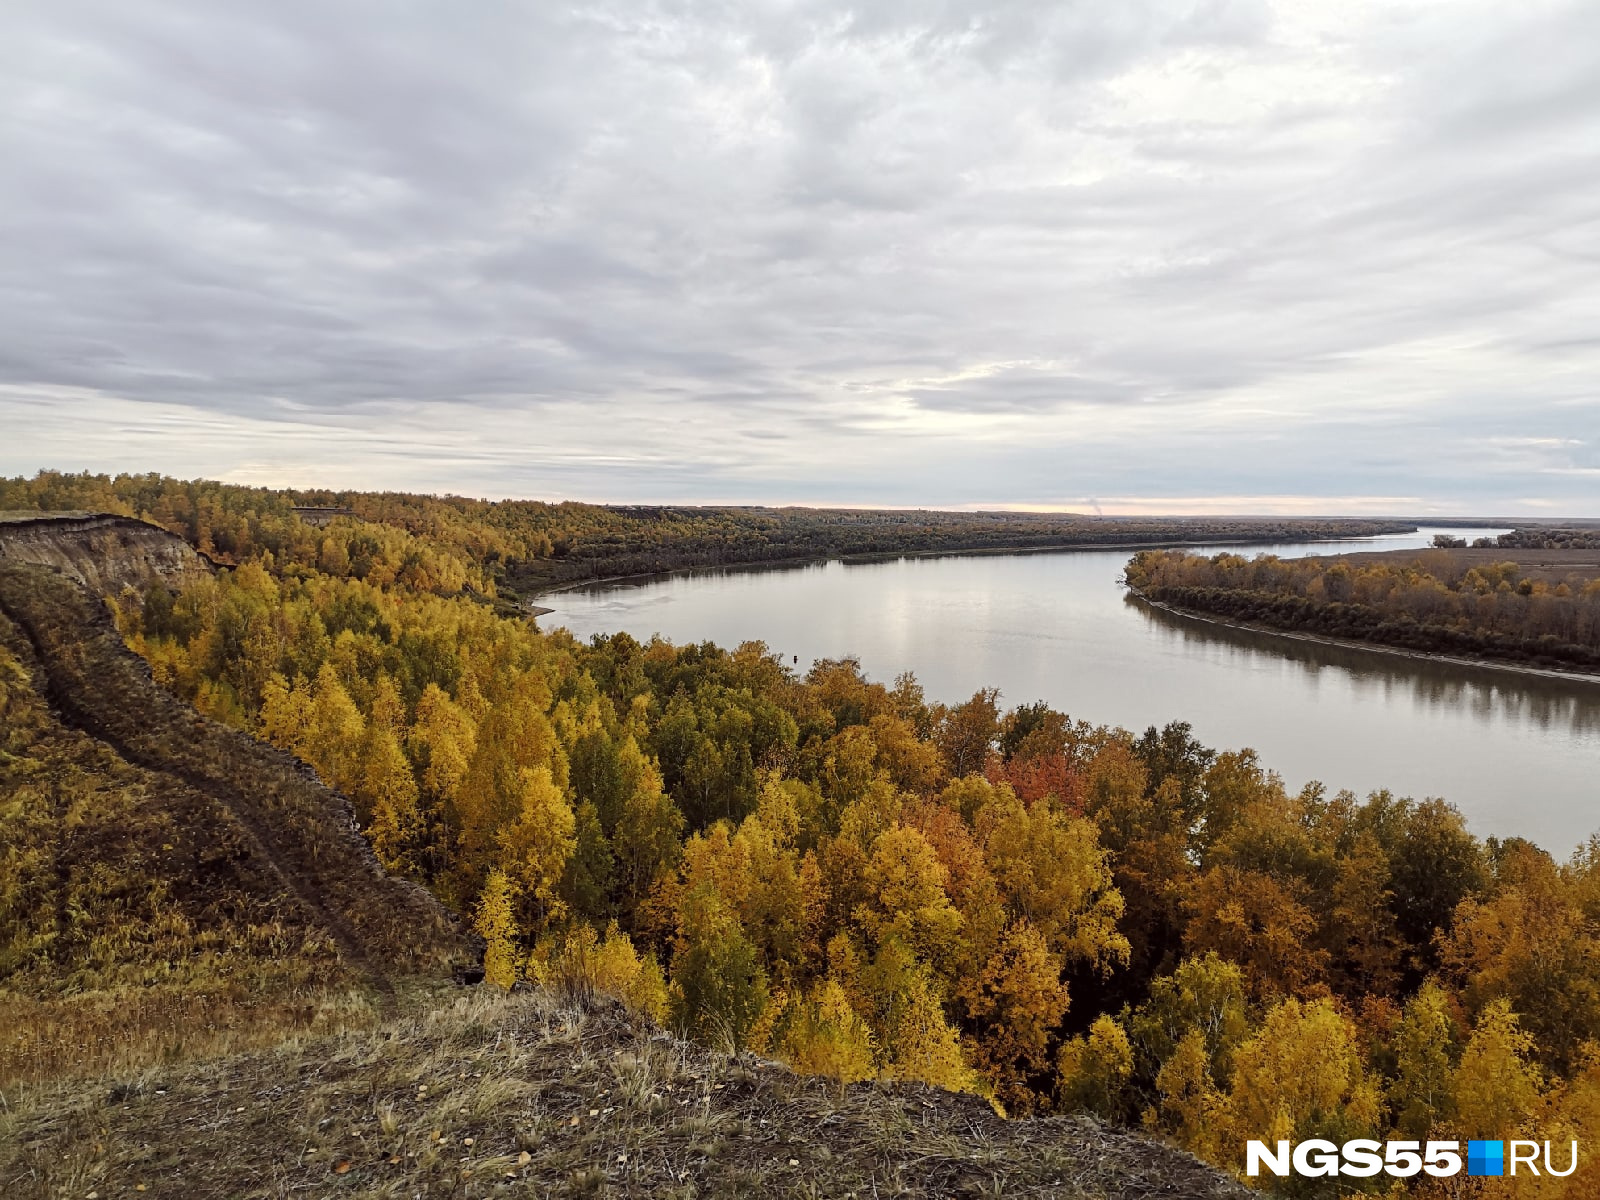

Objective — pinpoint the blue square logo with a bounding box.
[1468,1141,1505,1177]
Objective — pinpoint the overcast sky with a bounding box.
[3,1,1597,514]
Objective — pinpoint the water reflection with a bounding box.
[1128,594,1600,737]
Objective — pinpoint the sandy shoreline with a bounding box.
[1126,588,1600,687]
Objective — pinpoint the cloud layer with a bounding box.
[3,0,1597,512]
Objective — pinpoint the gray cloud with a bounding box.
[1,0,1597,512]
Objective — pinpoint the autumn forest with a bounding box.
[3,472,1598,1198]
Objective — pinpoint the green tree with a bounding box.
[668,883,768,1050]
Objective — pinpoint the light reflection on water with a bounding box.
[547,527,1599,854]
[1131,598,1600,738]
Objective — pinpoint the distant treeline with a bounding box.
[0,470,1414,597]
[1495,527,1600,551]
[1125,548,1600,670]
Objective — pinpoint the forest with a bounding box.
[1125,546,1600,672]
[3,471,1598,1197]
[1496,527,1600,551]
[0,470,1413,598]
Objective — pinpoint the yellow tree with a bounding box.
[497,765,576,931]
[729,814,809,979]
[819,725,880,810]
[531,922,668,1021]
[258,671,311,751]
[910,800,1007,998]
[781,977,878,1084]
[1126,952,1252,1087]
[0,645,26,724]
[963,919,1070,1113]
[1518,1048,1598,1200]
[362,724,422,874]
[865,939,974,1094]
[1182,865,1324,1001]
[368,671,406,736]
[868,712,943,793]
[1222,996,1382,1169]
[1451,998,1544,1140]
[654,809,807,980]
[981,792,1129,974]
[610,736,685,912]
[408,682,477,803]
[452,696,561,892]
[591,923,669,1022]
[1058,1014,1134,1121]
[1440,844,1600,1075]
[1325,830,1404,998]
[855,824,964,969]
[475,868,520,990]
[1153,1029,1230,1164]
[1389,978,1459,1139]
[301,661,366,795]
[1085,771,1192,984]
[934,688,1000,778]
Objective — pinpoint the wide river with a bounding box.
[544,528,1599,855]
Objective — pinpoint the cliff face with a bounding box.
[0,511,213,593]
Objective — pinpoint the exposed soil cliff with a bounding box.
[0,511,215,594]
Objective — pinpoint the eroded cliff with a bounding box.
[0,511,214,594]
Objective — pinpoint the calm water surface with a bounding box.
[545,528,1599,854]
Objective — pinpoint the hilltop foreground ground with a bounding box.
[1,988,1246,1200]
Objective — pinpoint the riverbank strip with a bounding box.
[1125,587,1600,687]
[527,533,1417,601]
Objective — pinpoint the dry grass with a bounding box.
[0,990,1247,1200]
[0,983,400,1092]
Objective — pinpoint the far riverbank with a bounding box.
[528,531,1429,602]
[1125,587,1600,687]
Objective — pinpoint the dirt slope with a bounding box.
[0,558,473,1089]
[0,560,467,985]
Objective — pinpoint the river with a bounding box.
[543,527,1599,855]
